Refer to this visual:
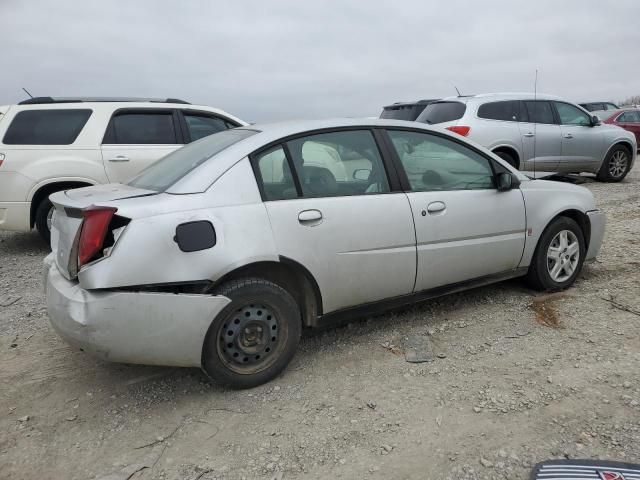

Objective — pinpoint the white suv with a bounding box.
[415,93,637,182]
[0,97,246,242]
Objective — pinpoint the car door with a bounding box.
[553,101,603,172]
[101,109,184,182]
[251,129,417,314]
[616,110,640,145]
[384,128,526,292]
[518,100,563,173]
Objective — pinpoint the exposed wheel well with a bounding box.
[30,181,93,227]
[552,209,591,250]
[492,147,520,169]
[212,258,322,328]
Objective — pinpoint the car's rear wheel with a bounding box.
[34,198,54,245]
[596,145,631,182]
[526,217,586,291]
[202,278,301,389]
[495,151,518,169]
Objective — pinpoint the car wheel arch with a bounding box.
[210,257,323,328]
[604,141,633,162]
[492,146,520,169]
[29,180,96,227]
[539,209,591,254]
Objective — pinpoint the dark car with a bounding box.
[596,108,640,150]
[579,101,619,112]
[380,99,439,121]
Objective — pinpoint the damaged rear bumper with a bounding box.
[44,254,230,367]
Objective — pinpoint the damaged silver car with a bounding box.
[44,119,605,388]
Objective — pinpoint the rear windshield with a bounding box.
[3,109,92,145]
[380,104,425,121]
[128,128,258,191]
[416,101,466,124]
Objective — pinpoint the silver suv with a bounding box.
[416,93,637,181]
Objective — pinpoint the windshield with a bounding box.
[128,128,258,191]
[416,101,466,124]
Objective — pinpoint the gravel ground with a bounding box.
[1,167,639,480]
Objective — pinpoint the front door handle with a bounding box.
[523,132,535,138]
[563,133,574,139]
[298,209,323,223]
[426,201,446,213]
[108,155,130,162]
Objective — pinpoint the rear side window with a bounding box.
[416,102,466,125]
[3,109,92,145]
[477,101,520,121]
[523,101,556,125]
[184,113,236,142]
[104,112,177,144]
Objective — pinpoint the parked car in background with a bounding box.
[415,93,637,182]
[579,101,619,112]
[45,118,605,388]
[380,99,439,121]
[594,108,640,149]
[0,97,246,242]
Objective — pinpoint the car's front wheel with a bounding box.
[526,216,586,291]
[202,278,301,389]
[596,145,631,182]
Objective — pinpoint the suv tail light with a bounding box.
[446,125,471,137]
[78,206,117,267]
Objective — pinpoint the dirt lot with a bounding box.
[1,167,639,480]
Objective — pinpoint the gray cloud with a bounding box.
[1,0,638,122]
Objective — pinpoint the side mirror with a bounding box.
[353,168,371,181]
[591,115,601,126]
[496,172,519,191]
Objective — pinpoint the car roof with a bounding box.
[438,92,562,102]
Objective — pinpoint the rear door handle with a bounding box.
[298,209,323,223]
[563,133,574,139]
[108,155,130,162]
[426,201,446,213]
[523,132,535,138]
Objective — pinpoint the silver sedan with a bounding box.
[44,119,605,388]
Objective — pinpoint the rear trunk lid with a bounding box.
[50,184,156,280]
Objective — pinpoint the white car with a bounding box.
[0,97,246,242]
[44,118,605,388]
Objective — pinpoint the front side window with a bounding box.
[105,112,177,144]
[285,130,390,198]
[555,102,591,126]
[184,113,233,141]
[605,103,619,110]
[3,109,92,145]
[128,128,257,191]
[387,130,494,191]
[618,111,640,123]
[255,146,297,201]
[477,101,520,122]
[523,101,555,125]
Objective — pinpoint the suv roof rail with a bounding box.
[18,97,191,105]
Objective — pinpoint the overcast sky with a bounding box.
[1,0,638,122]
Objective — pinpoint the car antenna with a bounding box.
[22,87,34,98]
[533,69,538,178]
[454,86,462,96]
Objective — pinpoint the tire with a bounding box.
[526,217,586,291]
[495,151,518,169]
[202,278,301,389]
[596,145,631,182]
[34,198,54,245]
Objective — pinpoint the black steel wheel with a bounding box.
[202,278,301,388]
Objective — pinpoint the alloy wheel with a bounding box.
[546,230,580,283]
[608,150,628,179]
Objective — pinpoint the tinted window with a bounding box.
[477,101,520,121]
[618,111,640,122]
[523,101,555,124]
[387,130,494,191]
[106,112,177,144]
[128,128,257,191]
[380,104,426,121]
[184,113,233,141]
[555,102,591,126]
[285,130,389,198]
[3,109,92,145]
[255,146,297,200]
[416,102,466,124]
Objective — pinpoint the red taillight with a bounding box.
[78,207,117,267]
[446,125,471,136]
